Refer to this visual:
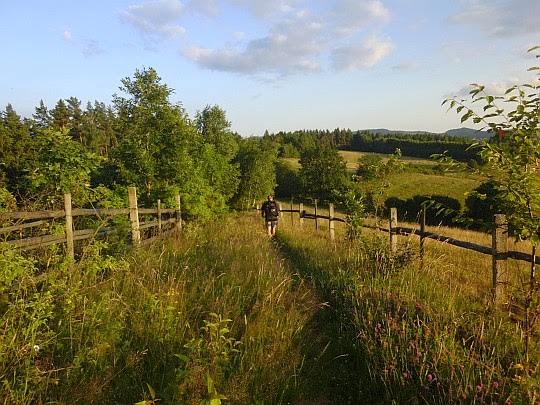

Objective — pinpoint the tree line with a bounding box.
[263,128,480,162]
[0,68,278,219]
[2,65,470,223]
[0,65,519,233]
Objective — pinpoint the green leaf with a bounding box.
[174,353,190,363]
[147,384,156,400]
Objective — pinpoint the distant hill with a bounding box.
[363,127,491,139]
[444,127,491,139]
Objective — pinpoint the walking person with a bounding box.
[261,194,279,236]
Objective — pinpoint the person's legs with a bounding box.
[271,220,278,236]
[266,221,273,236]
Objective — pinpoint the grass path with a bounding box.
[268,232,367,404]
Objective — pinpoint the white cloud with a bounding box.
[83,40,105,57]
[332,35,394,71]
[63,29,73,42]
[449,0,540,38]
[391,61,421,71]
[183,0,393,76]
[123,0,394,76]
[225,0,304,19]
[120,0,186,41]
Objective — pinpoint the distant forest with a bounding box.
[264,128,486,162]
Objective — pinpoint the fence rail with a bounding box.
[270,201,537,306]
[0,187,182,259]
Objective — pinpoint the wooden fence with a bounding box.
[272,201,538,306]
[0,187,182,260]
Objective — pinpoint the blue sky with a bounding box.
[1,0,538,136]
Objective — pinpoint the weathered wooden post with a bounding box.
[299,203,304,230]
[492,214,509,305]
[329,203,335,240]
[128,187,141,246]
[314,199,319,231]
[157,199,162,236]
[420,204,426,264]
[290,199,294,227]
[64,193,74,260]
[390,207,398,254]
[175,195,182,231]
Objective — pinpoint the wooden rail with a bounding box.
[0,187,182,259]
[265,201,536,306]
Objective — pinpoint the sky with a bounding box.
[1,0,539,137]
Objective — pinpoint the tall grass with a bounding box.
[275,215,538,404]
[0,214,324,403]
[1,209,538,403]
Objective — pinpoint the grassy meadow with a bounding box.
[1,151,538,404]
[1,205,539,403]
[284,151,484,208]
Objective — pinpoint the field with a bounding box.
[2,150,538,404]
[1,208,537,403]
[282,150,484,208]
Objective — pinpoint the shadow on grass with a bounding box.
[272,234,378,404]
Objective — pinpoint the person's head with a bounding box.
[268,194,274,201]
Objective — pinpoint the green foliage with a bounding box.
[195,104,239,161]
[385,194,462,225]
[232,137,278,209]
[335,187,366,240]
[353,149,404,217]
[112,68,197,203]
[28,129,102,208]
[298,144,348,201]
[0,104,35,196]
[0,187,16,212]
[443,45,540,244]
[274,160,301,199]
[355,153,383,180]
[464,180,501,230]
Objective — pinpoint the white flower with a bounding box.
[33,344,40,353]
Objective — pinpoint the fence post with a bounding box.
[175,195,182,231]
[128,187,141,246]
[420,204,426,264]
[299,203,304,229]
[290,199,294,227]
[157,199,162,236]
[329,203,335,240]
[314,199,319,231]
[64,193,74,260]
[390,207,398,254]
[492,214,509,305]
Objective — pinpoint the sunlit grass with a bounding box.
[2,206,538,403]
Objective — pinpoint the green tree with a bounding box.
[232,137,278,210]
[0,104,35,196]
[32,100,51,129]
[443,46,540,245]
[356,153,383,180]
[298,144,348,201]
[28,129,102,208]
[111,67,200,204]
[275,160,301,199]
[195,105,240,203]
[51,99,70,130]
[81,101,117,157]
[195,105,239,161]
